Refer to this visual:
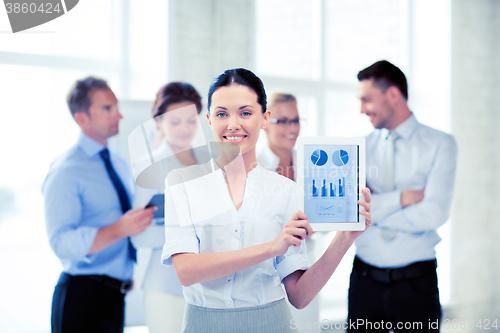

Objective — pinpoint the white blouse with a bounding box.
[131,142,210,295]
[161,160,310,309]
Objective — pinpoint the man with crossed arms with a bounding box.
[348,61,457,332]
[43,77,156,333]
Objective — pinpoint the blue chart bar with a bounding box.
[330,183,336,197]
[312,179,346,197]
[339,177,345,197]
[312,180,319,197]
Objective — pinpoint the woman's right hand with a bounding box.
[270,210,313,257]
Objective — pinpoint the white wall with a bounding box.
[450,0,500,326]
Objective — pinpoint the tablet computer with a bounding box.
[297,137,366,231]
[146,194,165,225]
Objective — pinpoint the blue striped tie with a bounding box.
[99,148,137,262]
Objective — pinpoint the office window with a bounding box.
[324,0,402,83]
[255,0,320,79]
[324,90,373,137]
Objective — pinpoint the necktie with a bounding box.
[380,131,399,241]
[99,148,137,262]
[383,131,398,192]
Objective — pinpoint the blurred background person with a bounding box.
[131,82,208,333]
[348,60,457,332]
[43,77,156,333]
[257,92,320,333]
[257,92,300,180]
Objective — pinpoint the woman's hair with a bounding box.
[207,68,267,114]
[153,82,202,118]
[268,92,297,109]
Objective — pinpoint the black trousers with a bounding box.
[347,258,442,332]
[51,273,126,333]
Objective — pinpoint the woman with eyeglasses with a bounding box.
[162,68,372,333]
[257,92,301,181]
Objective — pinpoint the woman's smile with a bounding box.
[223,134,248,143]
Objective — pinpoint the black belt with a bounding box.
[353,256,437,284]
[84,274,132,294]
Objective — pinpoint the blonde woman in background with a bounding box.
[257,92,299,180]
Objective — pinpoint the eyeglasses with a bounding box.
[269,117,302,126]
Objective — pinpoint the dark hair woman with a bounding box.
[162,69,372,333]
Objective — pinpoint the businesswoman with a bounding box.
[131,82,208,333]
[257,92,300,180]
[161,68,372,333]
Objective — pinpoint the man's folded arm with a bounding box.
[378,135,458,232]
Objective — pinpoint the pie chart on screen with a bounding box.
[332,150,349,166]
[311,149,328,166]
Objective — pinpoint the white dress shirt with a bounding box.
[161,160,310,309]
[355,114,458,268]
[256,141,297,179]
[131,141,209,295]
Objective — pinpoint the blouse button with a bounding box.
[228,279,230,283]
[235,229,238,232]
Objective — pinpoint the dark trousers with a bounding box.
[51,272,126,333]
[347,257,442,332]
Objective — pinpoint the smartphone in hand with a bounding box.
[145,194,164,224]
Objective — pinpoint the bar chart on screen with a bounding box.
[311,177,346,198]
[304,143,359,223]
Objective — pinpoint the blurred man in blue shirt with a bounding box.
[348,61,457,332]
[43,77,156,333]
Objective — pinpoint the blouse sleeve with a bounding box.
[161,170,200,266]
[274,183,311,280]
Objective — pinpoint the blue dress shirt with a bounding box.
[43,133,135,281]
[355,114,458,268]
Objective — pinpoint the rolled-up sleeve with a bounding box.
[161,172,199,266]
[43,169,99,261]
[274,185,310,280]
[275,245,310,281]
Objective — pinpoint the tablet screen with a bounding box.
[303,144,359,223]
